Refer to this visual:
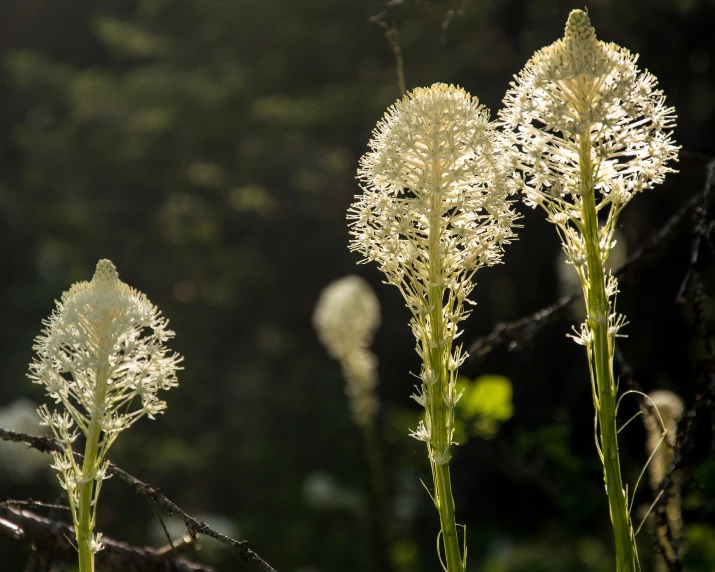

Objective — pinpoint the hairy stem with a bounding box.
[579,130,638,572]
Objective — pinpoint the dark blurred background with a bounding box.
[0,0,714,570]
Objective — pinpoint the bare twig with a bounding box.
[469,155,715,361]
[614,157,715,572]
[441,0,469,42]
[369,5,407,94]
[0,428,279,572]
[0,504,214,572]
[653,158,715,571]
[468,293,576,359]
[147,494,178,562]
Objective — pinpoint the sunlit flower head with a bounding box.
[30,259,182,440]
[500,9,678,213]
[348,83,517,315]
[28,259,181,560]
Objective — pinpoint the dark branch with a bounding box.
[0,503,214,572]
[368,2,407,94]
[469,155,715,361]
[0,428,279,572]
[617,156,715,571]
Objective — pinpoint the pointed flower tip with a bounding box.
[92,259,119,283]
[565,9,596,43]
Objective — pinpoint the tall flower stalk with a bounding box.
[349,83,517,571]
[29,260,182,572]
[313,275,394,571]
[500,10,678,571]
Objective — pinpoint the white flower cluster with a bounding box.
[348,83,517,458]
[500,8,678,255]
[29,259,181,541]
[350,84,516,294]
[500,9,678,346]
[501,9,678,206]
[313,275,381,426]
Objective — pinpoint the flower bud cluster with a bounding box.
[313,275,381,426]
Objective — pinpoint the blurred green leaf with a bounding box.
[455,374,514,439]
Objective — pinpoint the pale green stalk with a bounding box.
[499,10,678,570]
[76,337,110,572]
[426,198,463,572]
[578,131,637,572]
[77,424,100,572]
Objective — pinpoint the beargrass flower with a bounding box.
[313,275,381,426]
[349,83,518,572]
[500,8,678,268]
[642,391,684,565]
[29,259,181,572]
[313,275,396,568]
[499,10,678,571]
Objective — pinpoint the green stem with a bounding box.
[77,339,111,572]
[425,188,464,572]
[77,416,100,572]
[579,132,638,572]
[433,461,462,572]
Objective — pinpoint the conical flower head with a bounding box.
[313,275,381,361]
[500,9,678,210]
[30,259,182,436]
[348,83,517,304]
[313,275,382,426]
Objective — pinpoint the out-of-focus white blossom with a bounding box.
[302,471,365,514]
[643,390,684,490]
[313,275,380,360]
[313,275,381,426]
[642,390,684,564]
[0,399,50,481]
[348,83,518,463]
[29,259,181,556]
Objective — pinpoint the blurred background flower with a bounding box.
[0,399,49,482]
